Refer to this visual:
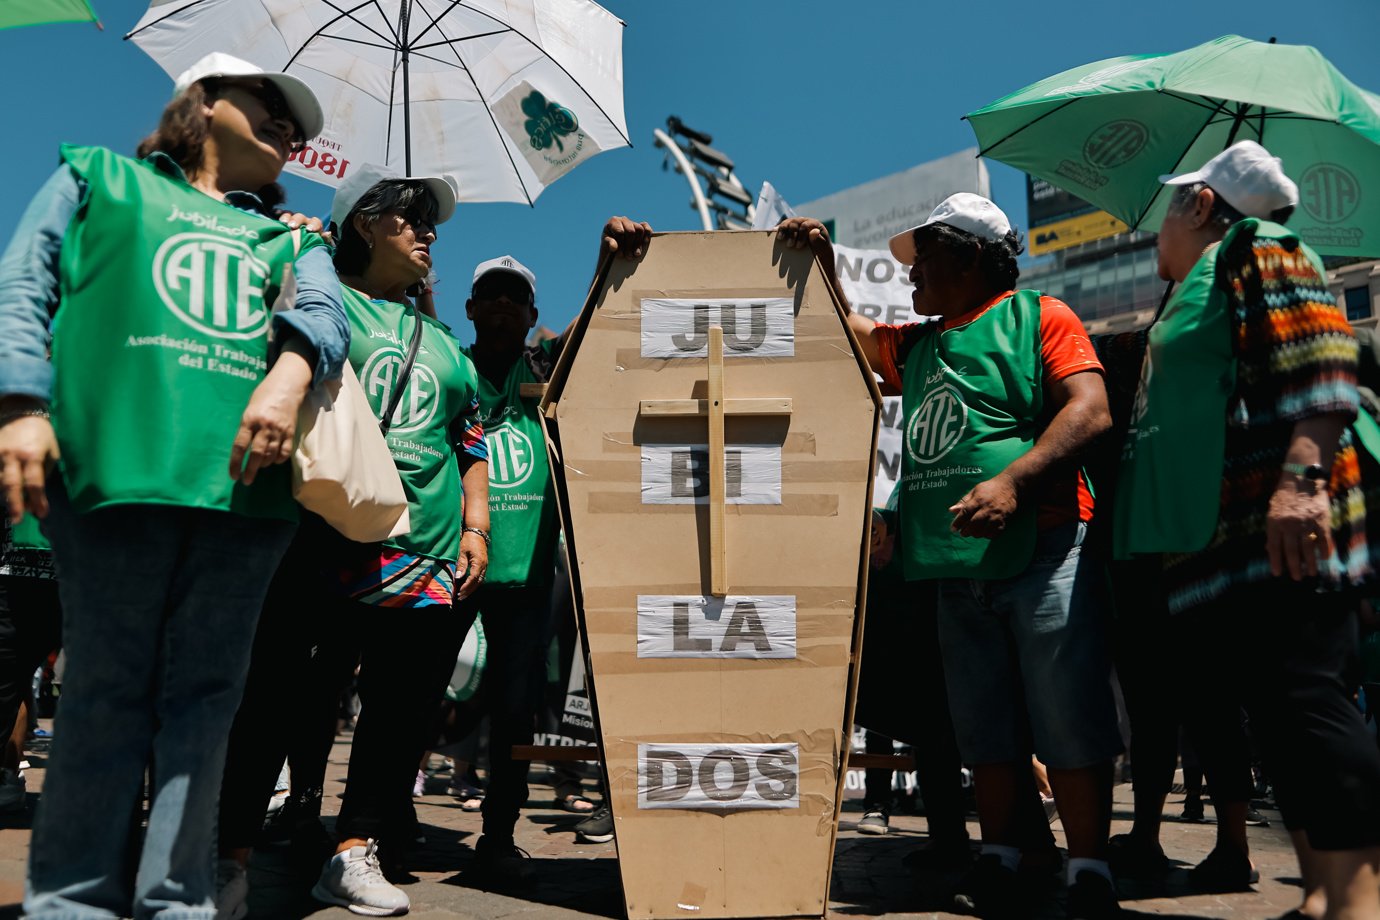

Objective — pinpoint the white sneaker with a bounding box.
[214,859,249,920]
[0,768,26,814]
[412,769,426,798]
[311,840,409,916]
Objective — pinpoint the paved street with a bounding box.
[0,729,1308,919]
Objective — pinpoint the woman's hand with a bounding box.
[1267,477,1334,580]
[230,346,313,485]
[456,529,489,600]
[0,406,59,523]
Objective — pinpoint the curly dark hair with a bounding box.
[135,79,284,210]
[331,180,442,276]
[913,221,1024,291]
[1167,181,1295,229]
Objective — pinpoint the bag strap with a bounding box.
[380,306,425,435]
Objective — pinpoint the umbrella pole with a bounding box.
[399,0,412,173]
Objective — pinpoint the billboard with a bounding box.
[796,149,990,248]
[1027,175,1128,255]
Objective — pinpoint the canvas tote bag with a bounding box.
[273,232,410,541]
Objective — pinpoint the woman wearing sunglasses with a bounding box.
[0,53,347,919]
[216,165,490,918]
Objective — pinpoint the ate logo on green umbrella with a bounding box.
[1083,120,1149,169]
[1300,163,1362,224]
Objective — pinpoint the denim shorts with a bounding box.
[936,522,1123,770]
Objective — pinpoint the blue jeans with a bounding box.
[937,522,1122,770]
[25,482,293,920]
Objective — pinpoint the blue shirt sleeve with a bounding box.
[0,166,83,401]
[271,244,349,386]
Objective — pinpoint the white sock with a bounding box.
[1067,857,1113,885]
[980,844,1021,872]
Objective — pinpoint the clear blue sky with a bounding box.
[3,0,1377,340]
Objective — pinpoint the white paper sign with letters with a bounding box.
[640,297,793,358]
[641,444,781,505]
[637,595,796,658]
[637,743,799,810]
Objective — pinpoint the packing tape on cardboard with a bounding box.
[587,492,839,516]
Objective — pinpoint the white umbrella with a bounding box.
[127,0,631,203]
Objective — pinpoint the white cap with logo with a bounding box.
[173,52,324,141]
[329,163,458,233]
[888,192,1014,265]
[472,256,537,299]
[1159,140,1299,219]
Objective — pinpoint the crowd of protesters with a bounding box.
[0,48,1379,920]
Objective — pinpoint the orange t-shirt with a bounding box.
[874,291,1100,529]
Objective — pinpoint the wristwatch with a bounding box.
[1282,462,1329,481]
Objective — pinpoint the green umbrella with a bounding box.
[966,34,1380,257]
[0,0,101,31]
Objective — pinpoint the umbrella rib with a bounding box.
[285,0,400,70]
[316,33,404,52]
[1128,98,1230,231]
[972,98,1078,158]
[414,0,632,148]
[411,28,511,51]
[423,8,535,205]
[124,0,212,39]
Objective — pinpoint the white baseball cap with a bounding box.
[173,52,324,141]
[329,163,458,233]
[888,193,1014,265]
[1159,140,1299,219]
[472,256,537,300]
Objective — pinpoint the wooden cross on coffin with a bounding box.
[636,325,792,597]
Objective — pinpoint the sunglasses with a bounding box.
[473,273,533,304]
[218,79,306,151]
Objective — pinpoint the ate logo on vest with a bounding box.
[360,347,440,435]
[152,233,270,339]
[487,420,537,489]
[906,384,968,464]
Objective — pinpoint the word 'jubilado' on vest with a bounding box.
[51,145,324,520]
[342,287,479,566]
[900,290,1044,580]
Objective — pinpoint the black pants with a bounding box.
[0,576,62,744]
[1111,557,1254,811]
[1196,581,1380,850]
[220,537,475,847]
[452,583,552,846]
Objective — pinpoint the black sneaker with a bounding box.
[574,804,613,843]
[1067,869,1120,919]
[471,836,536,888]
[951,853,1018,918]
[1107,833,1168,880]
[1179,797,1207,823]
[857,805,890,835]
[1245,805,1270,827]
[1188,846,1259,893]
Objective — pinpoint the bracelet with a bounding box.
[0,408,50,425]
[462,526,491,548]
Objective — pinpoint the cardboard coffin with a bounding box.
[540,231,881,919]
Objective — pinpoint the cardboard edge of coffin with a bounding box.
[538,230,883,919]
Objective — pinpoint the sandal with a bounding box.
[449,778,486,812]
[558,793,596,814]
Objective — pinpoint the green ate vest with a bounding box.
[342,287,480,565]
[461,342,559,586]
[899,290,1043,580]
[1113,220,1321,557]
[51,145,320,519]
